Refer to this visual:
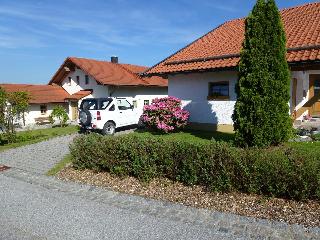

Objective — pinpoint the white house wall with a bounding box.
[111,86,168,110]
[169,69,320,125]
[61,68,109,98]
[18,103,69,126]
[169,71,237,125]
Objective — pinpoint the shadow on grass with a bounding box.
[184,129,235,142]
[134,128,235,143]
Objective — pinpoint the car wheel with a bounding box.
[79,110,92,126]
[102,122,116,135]
[137,115,145,129]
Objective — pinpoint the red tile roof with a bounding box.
[0,84,70,104]
[65,90,92,100]
[50,57,167,87]
[146,2,320,75]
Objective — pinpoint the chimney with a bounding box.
[111,56,118,63]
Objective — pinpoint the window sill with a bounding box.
[207,96,230,101]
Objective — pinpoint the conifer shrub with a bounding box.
[233,0,292,147]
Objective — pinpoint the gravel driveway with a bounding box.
[0,135,319,239]
[0,134,76,174]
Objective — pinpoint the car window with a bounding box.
[100,100,112,110]
[81,100,97,110]
[109,104,115,111]
[117,99,132,111]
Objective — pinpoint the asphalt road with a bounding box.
[0,170,230,240]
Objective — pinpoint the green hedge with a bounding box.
[70,133,320,200]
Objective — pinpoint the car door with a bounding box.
[116,99,135,126]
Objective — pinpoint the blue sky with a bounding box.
[0,0,314,84]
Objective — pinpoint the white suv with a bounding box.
[79,97,142,135]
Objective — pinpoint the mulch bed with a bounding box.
[57,165,320,228]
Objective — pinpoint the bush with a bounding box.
[312,133,320,142]
[142,97,189,133]
[70,134,320,200]
[49,105,69,127]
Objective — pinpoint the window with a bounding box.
[144,100,150,105]
[208,81,229,100]
[100,99,112,110]
[68,77,72,86]
[314,79,320,97]
[80,99,97,110]
[117,99,132,110]
[109,104,115,111]
[76,76,80,85]
[132,100,138,108]
[85,75,89,85]
[40,105,47,115]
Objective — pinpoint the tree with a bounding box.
[49,105,69,127]
[0,89,30,143]
[232,0,292,147]
[7,91,30,127]
[6,91,30,134]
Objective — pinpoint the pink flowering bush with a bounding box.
[142,97,189,133]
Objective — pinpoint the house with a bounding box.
[144,2,320,132]
[0,84,70,125]
[50,56,168,121]
[0,57,168,126]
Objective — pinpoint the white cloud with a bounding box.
[0,1,208,50]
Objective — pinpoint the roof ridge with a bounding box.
[281,1,320,12]
[69,56,110,63]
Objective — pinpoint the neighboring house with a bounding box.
[49,56,168,121]
[0,84,70,125]
[0,56,168,126]
[145,2,320,131]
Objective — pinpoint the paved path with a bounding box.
[0,135,76,174]
[0,135,319,239]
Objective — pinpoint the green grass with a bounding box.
[286,141,320,154]
[0,125,78,152]
[132,129,235,143]
[47,154,72,176]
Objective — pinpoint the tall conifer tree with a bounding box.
[233,0,292,147]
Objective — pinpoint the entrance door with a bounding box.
[71,101,78,120]
[309,75,320,117]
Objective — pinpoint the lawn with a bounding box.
[286,141,320,153]
[132,129,235,143]
[132,129,320,153]
[0,125,78,152]
[47,154,73,176]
